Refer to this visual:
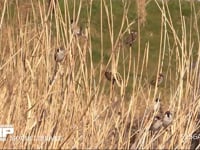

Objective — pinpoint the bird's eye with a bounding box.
[56,49,60,52]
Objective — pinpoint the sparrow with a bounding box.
[149,116,163,131]
[124,30,137,46]
[49,47,66,85]
[104,71,116,84]
[150,73,164,86]
[154,98,161,113]
[54,47,66,63]
[162,111,173,128]
[71,19,82,36]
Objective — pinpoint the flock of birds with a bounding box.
[54,19,165,88]
[150,98,173,132]
[53,20,169,128]
[51,19,200,149]
[40,1,200,147]
[52,20,178,147]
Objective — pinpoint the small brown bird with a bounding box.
[124,30,137,46]
[149,116,163,131]
[150,73,164,86]
[154,98,161,113]
[71,20,82,36]
[49,47,66,85]
[54,47,66,62]
[163,111,173,128]
[104,71,116,84]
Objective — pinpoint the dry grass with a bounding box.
[137,0,146,26]
[0,0,200,149]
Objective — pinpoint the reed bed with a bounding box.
[0,0,200,149]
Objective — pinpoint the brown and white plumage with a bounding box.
[54,47,66,62]
[150,73,164,86]
[104,71,123,87]
[149,116,163,131]
[50,46,66,85]
[124,30,137,46]
[71,20,82,36]
[104,71,116,84]
[154,98,161,113]
[163,111,173,128]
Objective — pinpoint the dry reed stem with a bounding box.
[0,0,200,149]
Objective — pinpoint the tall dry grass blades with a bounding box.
[136,0,146,26]
[0,0,200,149]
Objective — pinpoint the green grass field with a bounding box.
[59,0,200,99]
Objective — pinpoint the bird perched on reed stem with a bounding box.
[54,47,66,62]
[104,71,116,84]
[162,111,173,128]
[150,73,164,86]
[49,46,66,85]
[71,19,83,36]
[124,30,137,46]
[154,98,162,113]
[149,116,163,131]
